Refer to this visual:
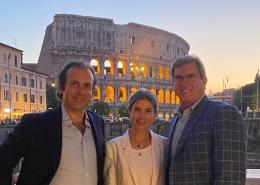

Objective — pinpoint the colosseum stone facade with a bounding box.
[36,14,190,119]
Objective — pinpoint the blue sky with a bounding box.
[1,0,260,92]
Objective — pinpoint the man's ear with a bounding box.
[202,76,208,86]
[57,84,65,93]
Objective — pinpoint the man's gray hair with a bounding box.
[171,55,206,78]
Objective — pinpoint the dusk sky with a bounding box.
[1,0,259,93]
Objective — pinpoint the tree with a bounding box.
[118,105,129,118]
[90,101,110,116]
[46,83,59,109]
[253,71,260,110]
[233,83,255,112]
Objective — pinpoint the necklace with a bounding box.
[129,130,151,152]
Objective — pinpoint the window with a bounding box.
[30,79,35,88]
[151,41,155,48]
[23,94,27,102]
[16,75,18,85]
[30,94,35,103]
[16,92,19,102]
[4,90,9,100]
[40,81,43,89]
[22,77,27,86]
[5,74,8,83]
[130,37,135,44]
[167,45,169,52]
[40,96,43,104]
[15,55,17,66]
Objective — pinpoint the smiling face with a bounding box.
[61,67,94,114]
[173,63,207,109]
[129,99,155,132]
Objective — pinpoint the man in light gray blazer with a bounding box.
[165,55,247,185]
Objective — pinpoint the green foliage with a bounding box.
[233,82,258,112]
[46,83,59,109]
[90,101,110,115]
[118,105,129,117]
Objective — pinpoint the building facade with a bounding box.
[0,43,47,120]
[35,14,190,119]
[209,88,236,105]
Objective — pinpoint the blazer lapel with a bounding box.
[44,106,62,175]
[87,110,100,148]
[121,130,138,185]
[166,115,179,164]
[174,96,210,155]
[150,131,162,185]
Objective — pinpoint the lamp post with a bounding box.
[256,69,259,111]
[240,87,243,112]
[130,63,144,87]
[238,85,243,112]
[223,75,229,91]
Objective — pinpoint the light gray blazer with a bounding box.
[104,129,167,185]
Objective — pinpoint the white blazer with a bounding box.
[104,129,167,185]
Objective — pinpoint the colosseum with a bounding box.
[34,14,190,119]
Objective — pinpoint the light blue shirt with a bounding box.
[50,105,97,185]
[171,95,205,158]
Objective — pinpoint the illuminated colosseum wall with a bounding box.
[36,14,190,119]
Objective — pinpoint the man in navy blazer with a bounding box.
[0,62,105,185]
[166,55,247,184]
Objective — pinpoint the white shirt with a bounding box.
[130,145,153,185]
[50,105,97,185]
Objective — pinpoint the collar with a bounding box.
[61,104,91,128]
[174,95,205,117]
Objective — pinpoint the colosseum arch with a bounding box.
[158,89,164,103]
[104,59,114,75]
[165,113,171,120]
[94,86,101,101]
[171,91,180,105]
[90,59,101,75]
[105,86,114,102]
[165,90,171,104]
[149,65,156,78]
[165,66,170,80]
[118,87,127,102]
[139,62,147,78]
[129,62,138,79]
[150,88,157,97]
[117,60,126,77]
[158,113,164,118]
[158,66,164,80]
[130,87,137,95]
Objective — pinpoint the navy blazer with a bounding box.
[0,106,105,185]
[166,96,247,185]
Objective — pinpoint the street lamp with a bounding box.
[223,75,229,91]
[256,69,259,111]
[130,62,144,87]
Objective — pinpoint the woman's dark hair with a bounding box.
[128,88,157,114]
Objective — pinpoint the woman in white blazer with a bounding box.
[104,88,167,185]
